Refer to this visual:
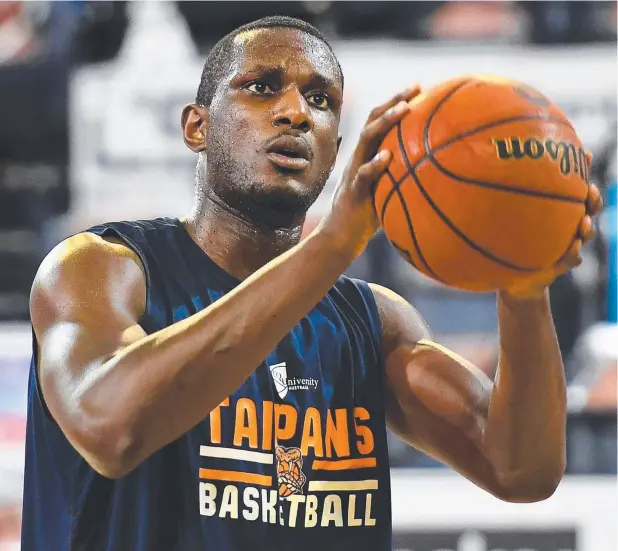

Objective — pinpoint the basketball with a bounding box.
[373,76,589,292]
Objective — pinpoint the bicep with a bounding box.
[384,340,492,455]
[371,283,502,492]
[31,233,147,440]
[37,321,146,425]
[386,340,500,491]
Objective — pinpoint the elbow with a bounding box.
[89,448,139,480]
[87,436,142,480]
[492,466,565,503]
[65,391,150,479]
[495,478,562,503]
[73,422,144,480]
[91,461,132,481]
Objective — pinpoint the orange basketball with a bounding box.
[374,76,589,292]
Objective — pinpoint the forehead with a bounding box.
[231,27,341,87]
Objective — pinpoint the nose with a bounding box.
[272,88,313,133]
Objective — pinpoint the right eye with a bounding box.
[245,81,274,95]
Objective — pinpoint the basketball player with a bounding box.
[21,16,602,551]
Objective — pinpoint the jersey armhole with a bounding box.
[88,227,153,327]
[348,277,384,360]
[33,228,152,423]
[31,327,55,421]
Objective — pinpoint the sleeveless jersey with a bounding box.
[21,217,393,551]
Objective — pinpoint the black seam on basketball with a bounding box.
[380,173,408,226]
[425,116,585,204]
[428,156,585,204]
[390,79,468,191]
[385,167,442,281]
[397,122,539,272]
[423,79,472,152]
[383,170,417,268]
[430,114,575,154]
[423,78,575,152]
[556,210,587,265]
[387,83,582,274]
[396,114,577,192]
[395,172,407,187]
[416,82,584,204]
[390,241,417,269]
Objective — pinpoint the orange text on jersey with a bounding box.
[208,398,374,458]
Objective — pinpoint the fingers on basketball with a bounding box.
[579,215,596,244]
[367,86,421,123]
[372,76,591,292]
[586,183,604,215]
[355,150,393,194]
[558,239,583,271]
[358,101,410,162]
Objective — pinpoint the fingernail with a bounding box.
[387,102,408,117]
[377,150,390,161]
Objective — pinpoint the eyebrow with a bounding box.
[307,72,340,91]
[236,65,340,91]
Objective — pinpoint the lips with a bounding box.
[266,135,311,171]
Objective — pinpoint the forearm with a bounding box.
[484,290,566,498]
[81,230,353,474]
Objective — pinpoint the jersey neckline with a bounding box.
[170,217,242,289]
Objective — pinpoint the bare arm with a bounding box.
[375,174,602,503]
[33,88,419,479]
[372,283,565,503]
[486,291,566,496]
[34,230,355,478]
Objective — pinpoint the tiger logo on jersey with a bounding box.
[275,446,306,498]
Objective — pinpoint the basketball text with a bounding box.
[197,398,380,528]
[493,137,588,181]
[208,398,375,457]
[199,483,377,528]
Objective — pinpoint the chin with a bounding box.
[263,164,323,198]
[272,160,331,194]
[214,161,328,228]
[238,181,316,229]
[254,189,311,224]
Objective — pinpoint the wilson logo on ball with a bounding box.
[493,137,588,181]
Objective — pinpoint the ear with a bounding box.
[336,134,342,152]
[181,104,209,153]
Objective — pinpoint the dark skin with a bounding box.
[182,29,343,277]
[31,28,602,503]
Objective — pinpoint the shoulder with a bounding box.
[34,232,144,290]
[31,232,146,331]
[367,282,432,357]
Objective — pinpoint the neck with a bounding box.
[183,195,305,281]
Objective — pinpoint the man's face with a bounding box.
[202,28,343,227]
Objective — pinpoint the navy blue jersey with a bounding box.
[21,217,393,551]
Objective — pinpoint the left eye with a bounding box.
[246,82,274,95]
[307,93,331,109]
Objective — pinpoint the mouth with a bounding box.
[266,136,311,172]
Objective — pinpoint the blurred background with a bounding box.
[0,1,616,550]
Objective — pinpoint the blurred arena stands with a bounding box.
[0,2,616,550]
